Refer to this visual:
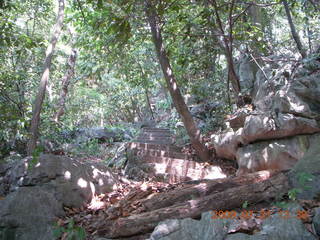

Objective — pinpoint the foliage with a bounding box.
[28,145,45,170]
[242,200,249,209]
[275,172,314,206]
[1,0,320,155]
[53,218,86,240]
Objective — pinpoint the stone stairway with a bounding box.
[125,127,226,183]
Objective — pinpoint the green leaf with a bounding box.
[242,201,249,209]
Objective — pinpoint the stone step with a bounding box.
[136,136,173,142]
[133,139,174,145]
[141,155,197,166]
[134,149,194,161]
[128,142,182,152]
[142,128,171,132]
[141,131,172,136]
[140,158,225,183]
[139,132,173,137]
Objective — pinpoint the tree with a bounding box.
[53,46,77,123]
[208,0,241,96]
[282,0,307,58]
[145,0,211,162]
[27,0,65,155]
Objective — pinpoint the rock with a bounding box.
[189,101,221,120]
[274,73,320,120]
[214,111,320,164]
[0,140,27,159]
[150,204,316,240]
[0,154,120,239]
[313,207,320,236]
[72,127,124,144]
[0,160,18,197]
[236,134,310,175]
[237,55,257,95]
[106,142,128,169]
[226,213,316,240]
[246,204,316,240]
[136,120,156,129]
[149,212,232,240]
[253,59,292,111]
[211,128,243,160]
[0,186,65,240]
[241,112,319,144]
[184,94,197,105]
[228,109,250,130]
[3,154,119,207]
[288,133,320,200]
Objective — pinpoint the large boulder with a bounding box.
[227,108,251,130]
[149,212,232,240]
[189,101,221,120]
[2,154,119,207]
[149,204,316,240]
[237,55,257,94]
[0,186,65,240]
[252,59,293,111]
[236,134,310,175]
[313,208,320,236]
[212,112,319,162]
[71,127,125,143]
[241,112,319,144]
[211,128,243,160]
[212,57,320,176]
[288,133,320,200]
[106,142,128,169]
[226,205,316,240]
[274,73,320,120]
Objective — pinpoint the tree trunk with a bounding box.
[145,0,211,162]
[145,87,154,120]
[282,0,307,58]
[27,0,65,155]
[97,171,289,238]
[203,0,241,101]
[106,170,281,218]
[210,0,241,95]
[53,48,77,122]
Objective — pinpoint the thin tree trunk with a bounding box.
[145,88,154,120]
[27,0,65,155]
[282,0,307,58]
[145,0,211,162]
[210,0,241,95]
[130,96,143,121]
[53,48,77,122]
[137,61,155,120]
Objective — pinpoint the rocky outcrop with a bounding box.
[212,58,320,175]
[314,208,320,236]
[0,187,64,240]
[237,55,257,95]
[212,129,243,160]
[273,74,320,120]
[106,142,128,169]
[242,112,319,144]
[149,203,316,240]
[288,133,320,200]
[70,127,128,144]
[2,154,119,207]
[0,154,120,240]
[236,134,310,175]
[189,101,221,120]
